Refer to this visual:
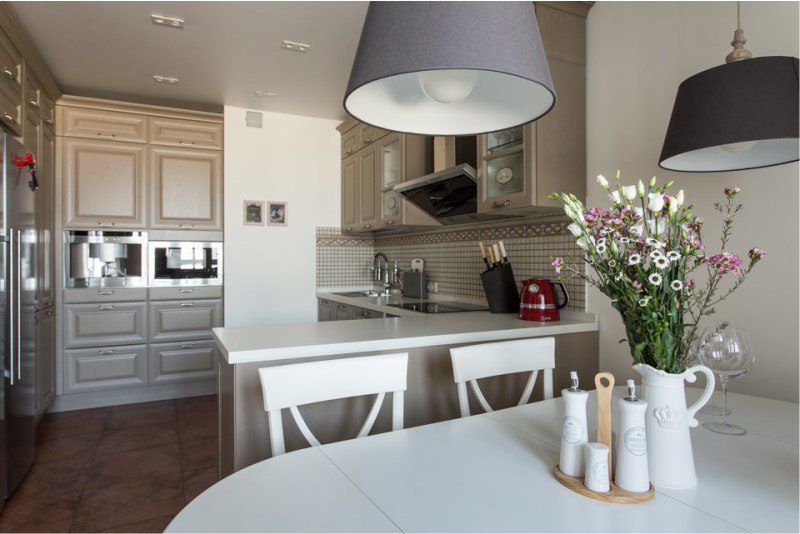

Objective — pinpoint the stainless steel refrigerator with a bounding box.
[0,132,37,510]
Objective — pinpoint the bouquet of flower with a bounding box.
[550,173,766,374]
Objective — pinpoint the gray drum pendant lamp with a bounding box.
[344,2,555,136]
[659,3,799,172]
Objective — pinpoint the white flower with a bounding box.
[567,223,582,237]
[637,179,645,198]
[631,224,644,237]
[633,206,644,218]
[564,204,575,219]
[597,237,607,246]
[620,237,631,244]
[596,243,607,253]
[601,227,613,235]
[646,237,664,249]
[621,185,637,202]
[639,297,651,307]
[654,256,670,269]
[596,174,609,189]
[576,237,591,250]
[676,190,685,207]
[668,197,678,215]
[667,251,681,261]
[648,192,665,212]
[648,218,667,236]
[609,260,617,268]
[671,280,684,291]
[614,273,623,281]
[609,190,622,204]
[649,250,664,261]
[648,273,663,285]
[628,253,641,265]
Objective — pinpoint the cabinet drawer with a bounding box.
[0,28,22,96]
[64,345,147,393]
[341,128,358,159]
[64,301,148,348]
[358,123,388,146]
[149,286,223,301]
[149,298,222,343]
[148,117,223,150]
[24,71,42,115]
[148,340,218,385]
[58,106,147,143]
[0,83,21,135]
[64,287,148,304]
[41,94,55,130]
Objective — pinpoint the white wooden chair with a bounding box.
[258,353,408,456]
[450,338,555,418]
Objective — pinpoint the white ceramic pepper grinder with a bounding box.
[559,371,589,477]
[615,379,650,492]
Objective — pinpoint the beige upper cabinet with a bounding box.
[148,117,223,150]
[341,155,358,232]
[149,146,222,230]
[357,145,379,231]
[62,137,147,228]
[58,106,147,143]
[0,27,21,135]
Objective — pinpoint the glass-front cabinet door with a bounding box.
[477,123,536,213]
[378,133,404,190]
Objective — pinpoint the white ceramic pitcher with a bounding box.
[633,363,715,489]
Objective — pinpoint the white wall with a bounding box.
[224,107,340,327]
[586,2,799,402]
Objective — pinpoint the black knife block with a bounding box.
[480,263,521,314]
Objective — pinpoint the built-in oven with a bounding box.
[65,231,148,288]
[149,241,222,286]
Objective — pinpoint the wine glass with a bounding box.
[693,328,731,416]
[696,327,755,435]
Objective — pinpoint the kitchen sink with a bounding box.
[334,291,381,297]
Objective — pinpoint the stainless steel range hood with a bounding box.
[393,136,484,225]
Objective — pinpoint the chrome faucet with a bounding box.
[371,252,402,295]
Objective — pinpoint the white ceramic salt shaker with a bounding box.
[615,379,650,493]
[584,442,611,493]
[559,371,589,477]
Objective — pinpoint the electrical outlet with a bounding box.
[429,282,439,293]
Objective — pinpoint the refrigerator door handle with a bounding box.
[8,229,14,385]
[16,229,22,380]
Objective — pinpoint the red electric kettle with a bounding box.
[519,279,569,321]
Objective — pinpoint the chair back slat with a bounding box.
[259,353,408,455]
[450,338,556,417]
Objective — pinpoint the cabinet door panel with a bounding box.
[62,138,147,228]
[148,341,217,385]
[358,146,378,230]
[148,117,223,150]
[149,299,222,343]
[64,345,147,393]
[35,309,55,415]
[341,155,358,232]
[341,128,358,159]
[58,106,147,142]
[64,301,148,348]
[150,147,222,230]
[36,126,54,306]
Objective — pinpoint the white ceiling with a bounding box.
[10,1,368,118]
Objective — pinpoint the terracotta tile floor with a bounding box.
[0,395,218,533]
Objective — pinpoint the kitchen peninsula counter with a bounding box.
[215,308,599,477]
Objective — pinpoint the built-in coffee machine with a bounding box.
[65,231,147,287]
[149,241,222,286]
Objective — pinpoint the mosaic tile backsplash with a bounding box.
[316,215,585,311]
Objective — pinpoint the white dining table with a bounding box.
[167,388,799,533]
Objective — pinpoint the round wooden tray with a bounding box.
[554,465,655,504]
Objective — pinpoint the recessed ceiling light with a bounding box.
[153,75,179,85]
[280,40,310,53]
[151,14,184,28]
[254,90,277,97]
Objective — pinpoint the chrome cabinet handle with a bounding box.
[28,99,39,109]
[179,288,195,293]
[365,137,372,143]
[3,113,16,125]
[386,220,395,225]
[345,148,353,155]
[45,310,53,317]
[493,199,512,209]
[179,224,195,229]
[98,289,116,295]
[96,222,116,227]
[45,119,54,126]
[338,305,346,310]
[98,349,116,354]
[345,227,352,232]
[365,224,372,229]
[178,140,196,146]
[179,302,195,307]
[97,133,116,139]
[2,67,15,80]
[98,305,116,310]
[179,343,195,349]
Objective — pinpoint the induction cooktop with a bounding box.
[387,301,488,314]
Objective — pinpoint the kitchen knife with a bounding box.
[492,244,502,267]
[498,240,508,263]
[478,242,491,270]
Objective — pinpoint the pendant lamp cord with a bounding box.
[737,1,741,30]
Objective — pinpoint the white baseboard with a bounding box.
[48,379,218,413]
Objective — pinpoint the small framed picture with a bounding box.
[268,201,288,226]
[243,200,265,226]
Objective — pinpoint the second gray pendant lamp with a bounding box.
[344,1,556,136]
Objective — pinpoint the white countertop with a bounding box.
[213,293,597,365]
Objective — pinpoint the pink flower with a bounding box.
[705,252,743,274]
[633,280,642,290]
[748,247,767,263]
[551,257,564,275]
[686,279,696,287]
[724,187,742,197]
